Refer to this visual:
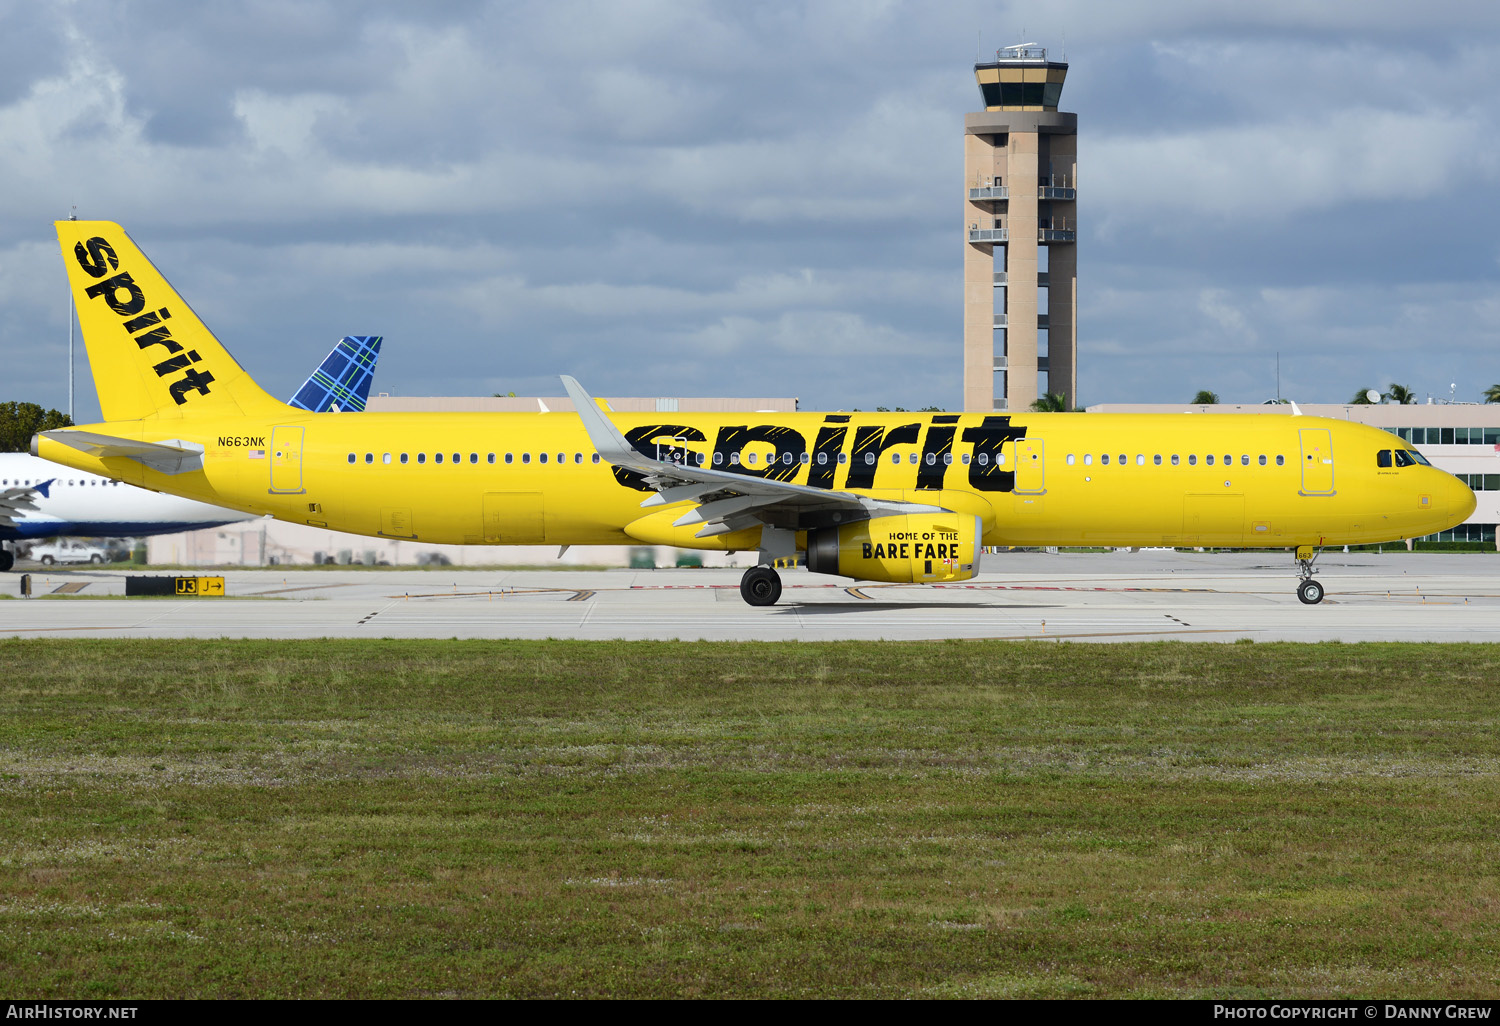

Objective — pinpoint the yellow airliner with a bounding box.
[34,221,1476,606]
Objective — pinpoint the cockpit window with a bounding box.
[1377,450,1393,468]
[1407,449,1431,466]
[1393,449,1428,468]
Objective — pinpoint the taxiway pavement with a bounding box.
[2,552,1496,642]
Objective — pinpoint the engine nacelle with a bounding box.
[805,513,981,584]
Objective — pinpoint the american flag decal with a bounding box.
[249,449,265,459]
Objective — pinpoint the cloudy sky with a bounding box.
[3,0,1500,422]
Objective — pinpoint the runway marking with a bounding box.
[567,590,596,602]
[249,581,364,595]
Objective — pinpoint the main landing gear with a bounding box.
[740,565,782,607]
[0,546,12,573]
[1295,545,1325,605]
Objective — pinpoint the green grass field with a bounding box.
[1,639,1498,998]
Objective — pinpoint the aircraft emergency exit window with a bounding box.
[1258,455,1267,466]
[521,453,530,464]
[347,454,355,464]
[418,453,427,464]
[400,453,409,465]
[1378,450,1393,468]
[365,453,373,464]
[1188,455,1197,466]
[539,453,548,464]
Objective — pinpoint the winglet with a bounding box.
[1289,400,1303,416]
[560,375,637,461]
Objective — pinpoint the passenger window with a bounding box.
[1241,455,1249,466]
[800,452,810,465]
[865,453,876,465]
[540,453,548,464]
[592,453,601,464]
[714,452,724,465]
[816,452,828,465]
[1066,454,1075,466]
[453,453,461,464]
[575,453,583,464]
[521,453,530,464]
[1188,455,1197,466]
[891,453,901,464]
[840,453,849,464]
[488,454,495,464]
[418,453,426,464]
[908,453,918,465]
[1258,455,1267,466]
[1136,455,1145,466]
[1118,454,1126,465]
[786,453,796,465]
[400,453,409,464]
[944,453,953,465]
[1101,454,1110,465]
[1276,455,1285,466]
[731,453,741,465]
[1206,455,1214,466]
[365,453,373,464]
[747,453,757,465]
[960,453,969,464]
[978,453,989,466]
[557,453,565,464]
[1223,454,1231,466]
[347,453,355,464]
[1172,455,1181,466]
[471,453,479,464]
[435,453,444,464]
[504,453,512,464]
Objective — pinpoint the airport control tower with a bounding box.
[963,44,1077,412]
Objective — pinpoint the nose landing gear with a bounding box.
[1295,545,1324,604]
[740,565,782,606]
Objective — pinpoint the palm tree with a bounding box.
[1384,383,1417,405]
[1349,388,1378,405]
[1030,392,1067,412]
[1484,383,1500,404]
[1192,390,1219,404]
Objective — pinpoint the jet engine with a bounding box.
[805,513,981,584]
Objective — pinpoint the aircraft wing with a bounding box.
[0,486,42,531]
[561,376,939,537]
[37,431,205,475]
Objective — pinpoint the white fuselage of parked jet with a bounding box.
[0,452,256,541]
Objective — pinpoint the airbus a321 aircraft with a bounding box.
[0,333,381,571]
[33,221,1476,605]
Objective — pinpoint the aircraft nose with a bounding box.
[1449,473,1477,523]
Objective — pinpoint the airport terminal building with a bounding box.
[1087,402,1500,546]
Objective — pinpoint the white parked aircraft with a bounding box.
[0,335,381,571]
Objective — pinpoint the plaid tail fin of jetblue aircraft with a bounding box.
[288,336,382,413]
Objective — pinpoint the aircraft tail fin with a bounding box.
[55,220,286,423]
[287,335,383,412]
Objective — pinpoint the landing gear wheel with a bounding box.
[1297,579,1324,605]
[740,565,782,607]
[0,548,12,573]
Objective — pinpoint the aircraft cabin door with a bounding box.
[1013,438,1045,494]
[1298,428,1335,496]
[269,426,305,495]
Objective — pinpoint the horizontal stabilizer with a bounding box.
[37,430,205,475]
